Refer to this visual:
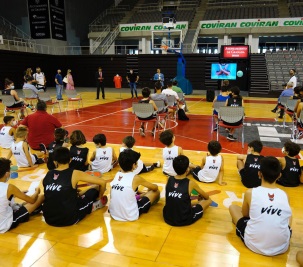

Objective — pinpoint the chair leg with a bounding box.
[132,120,136,137]
[241,126,244,149]
[217,124,219,141]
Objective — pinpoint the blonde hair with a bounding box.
[16,127,28,138]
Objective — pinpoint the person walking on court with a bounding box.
[126,69,139,99]
[95,67,105,99]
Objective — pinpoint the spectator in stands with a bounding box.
[289,68,297,88]
[126,69,139,99]
[153,68,164,87]
[20,100,62,150]
[95,67,105,99]
[55,69,63,101]
[271,81,294,119]
[33,67,46,91]
[65,69,75,90]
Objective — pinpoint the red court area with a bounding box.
[54,98,282,156]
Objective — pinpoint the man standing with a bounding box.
[33,67,46,91]
[95,67,105,99]
[153,68,164,87]
[126,69,139,99]
[55,69,63,100]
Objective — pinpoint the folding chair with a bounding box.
[1,95,27,119]
[132,103,158,140]
[283,98,299,128]
[177,92,188,111]
[64,90,83,111]
[294,111,303,140]
[276,96,289,119]
[38,92,61,114]
[217,107,245,148]
[22,88,39,105]
[211,101,226,133]
[166,95,178,121]
[154,100,168,130]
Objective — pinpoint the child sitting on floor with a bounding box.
[90,133,118,173]
[0,116,17,149]
[109,149,160,221]
[276,141,303,187]
[47,128,69,170]
[229,156,292,256]
[0,158,44,233]
[163,155,212,226]
[192,140,226,186]
[120,135,160,174]
[69,130,89,172]
[7,127,45,167]
[237,140,264,188]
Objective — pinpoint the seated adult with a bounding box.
[20,100,62,150]
[212,86,230,131]
[23,76,42,99]
[137,87,158,137]
[2,78,30,117]
[172,80,183,93]
[271,81,294,119]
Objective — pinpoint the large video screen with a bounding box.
[221,45,249,59]
[211,63,237,80]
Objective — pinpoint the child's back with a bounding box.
[91,146,113,173]
[196,154,222,183]
[0,126,14,149]
[278,155,301,187]
[12,140,35,167]
[241,154,263,188]
[163,145,179,176]
[163,176,194,226]
[47,140,64,170]
[244,186,291,255]
[69,145,89,171]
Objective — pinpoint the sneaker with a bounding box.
[153,161,161,168]
[92,195,108,211]
[7,110,15,113]
[271,109,277,113]
[278,115,284,119]
[146,165,155,172]
[213,126,218,132]
[225,128,230,132]
[227,134,237,141]
[139,128,145,137]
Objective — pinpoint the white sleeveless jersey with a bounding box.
[244,186,292,256]
[162,145,179,176]
[0,126,14,149]
[197,155,222,182]
[91,147,113,173]
[109,171,138,221]
[0,183,13,233]
[119,147,143,174]
[11,141,35,167]
[34,72,45,86]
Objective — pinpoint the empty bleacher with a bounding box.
[265,50,303,90]
[0,19,19,40]
[288,0,303,17]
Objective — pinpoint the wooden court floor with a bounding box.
[0,88,302,267]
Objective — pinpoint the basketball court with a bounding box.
[0,89,302,266]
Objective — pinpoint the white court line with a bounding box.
[64,109,127,127]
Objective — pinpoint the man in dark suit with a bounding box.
[95,67,105,99]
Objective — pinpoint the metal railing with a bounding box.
[190,23,201,53]
[0,16,35,42]
[90,24,111,54]
[95,25,120,55]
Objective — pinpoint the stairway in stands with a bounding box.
[126,55,138,73]
[249,54,270,97]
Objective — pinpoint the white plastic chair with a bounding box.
[38,92,61,114]
[64,90,83,111]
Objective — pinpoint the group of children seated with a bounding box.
[0,114,302,263]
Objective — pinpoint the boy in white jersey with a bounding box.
[109,149,160,221]
[229,156,292,256]
[192,140,226,185]
[6,127,45,167]
[0,158,44,233]
[90,133,118,173]
[120,136,160,174]
[159,129,183,176]
[0,116,17,149]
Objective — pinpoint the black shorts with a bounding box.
[222,119,243,126]
[236,217,250,242]
[9,205,29,230]
[191,204,203,223]
[137,196,151,216]
[77,188,99,222]
[192,166,202,182]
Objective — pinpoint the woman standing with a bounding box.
[65,69,75,90]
